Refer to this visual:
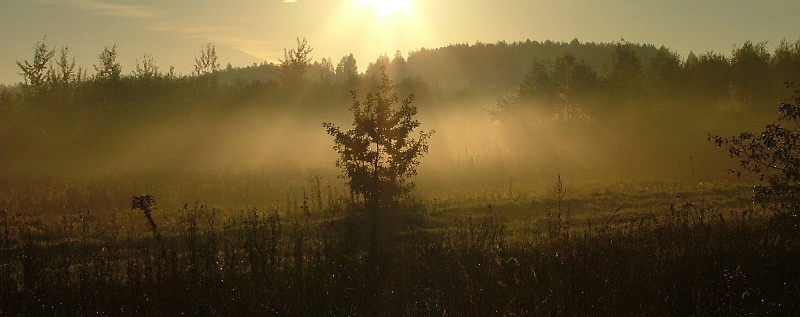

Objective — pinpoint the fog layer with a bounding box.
[3,39,798,193]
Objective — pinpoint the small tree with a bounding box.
[16,39,55,91]
[94,45,122,82]
[53,47,78,86]
[710,86,800,217]
[193,43,219,76]
[323,67,433,211]
[279,37,313,85]
[134,53,160,79]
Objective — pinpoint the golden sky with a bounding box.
[2,0,799,85]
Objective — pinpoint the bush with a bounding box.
[711,86,800,217]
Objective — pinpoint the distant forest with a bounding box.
[4,38,800,113]
[2,38,800,177]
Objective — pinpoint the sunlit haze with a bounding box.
[354,0,414,17]
[2,0,800,85]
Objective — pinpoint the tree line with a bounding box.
[495,40,800,119]
[5,37,800,114]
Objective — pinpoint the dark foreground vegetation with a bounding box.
[1,179,799,316]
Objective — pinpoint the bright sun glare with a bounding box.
[330,0,429,69]
[355,0,413,17]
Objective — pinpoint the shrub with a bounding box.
[711,86,800,217]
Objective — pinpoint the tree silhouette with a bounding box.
[317,57,334,84]
[336,53,358,79]
[53,47,79,86]
[496,54,597,119]
[518,60,556,103]
[365,54,392,79]
[773,39,800,88]
[280,37,313,86]
[16,39,54,91]
[684,51,730,104]
[94,45,121,82]
[711,86,800,217]
[731,41,774,109]
[551,54,598,106]
[323,67,433,211]
[134,53,160,79]
[608,41,643,96]
[193,43,219,76]
[649,46,682,97]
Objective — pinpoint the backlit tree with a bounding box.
[323,67,433,211]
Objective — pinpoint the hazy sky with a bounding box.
[2,0,799,85]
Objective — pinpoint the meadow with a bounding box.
[3,38,800,316]
[2,173,797,316]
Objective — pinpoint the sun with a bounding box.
[355,0,413,17]
[329,0,431,66]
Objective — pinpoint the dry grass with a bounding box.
[1,176,798,316]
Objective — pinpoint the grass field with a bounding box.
[1,175,798,316]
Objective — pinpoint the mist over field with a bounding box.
[4,39,792,184]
